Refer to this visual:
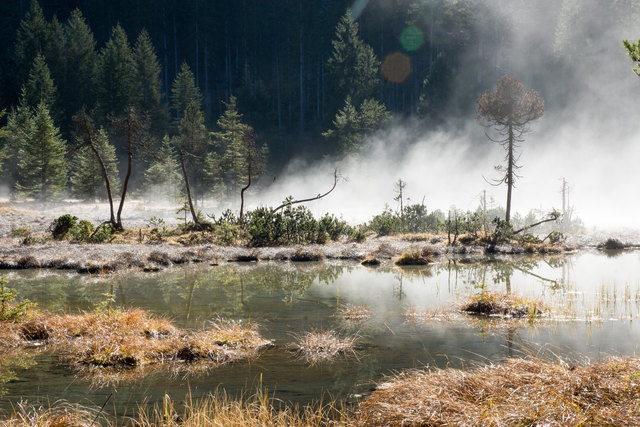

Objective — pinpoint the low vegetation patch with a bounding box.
[357,356,640,426]
[394,247,437,266]
[0,304,271,380]
[461,291,547,318]
[337,304,371,322]
[293,329,357,363]
[599,238,627,250]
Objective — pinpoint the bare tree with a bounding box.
[477,76,544,224]
[111,106,150,230]
[72,109,117,226]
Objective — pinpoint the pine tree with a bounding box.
[141,136,182,200]
[15,103,67,201]
[170,62,203,122]
[134,29,167,134]
[14,0,52,85]
[327,10,380,109]
[97,24,136,117]
[212,96,257,195]
[23,53,56,109]
[418,53,454,119]
[63,8,98,115]
[323,96,390,154]
[174,101,210,224]
[69,127,119,201]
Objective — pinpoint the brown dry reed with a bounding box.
[0,308,270,382]
[293,329,358,364]
[357,356,640,426]
[337,304,371,322]
[394,247,437,266]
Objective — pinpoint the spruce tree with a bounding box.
[170,62,203,122]
[141,136,182,200]
[323,96,390,154]
[23,53,56,109]
[134,29,167,134]
[97,24,136,117]
[69,127,120,201]
[327,10,380,109]
[15,103,67,201]
[212,96,255,195]
[174,101,210,224]
[14,0,52,85]
[63,8,98,115]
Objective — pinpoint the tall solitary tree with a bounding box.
[477,75,544,224]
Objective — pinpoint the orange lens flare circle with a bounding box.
[382,52,411,83]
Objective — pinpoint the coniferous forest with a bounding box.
[2,0,635,210]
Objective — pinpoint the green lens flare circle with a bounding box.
[400,26,424,52]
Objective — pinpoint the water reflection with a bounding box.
[2,251,640,413]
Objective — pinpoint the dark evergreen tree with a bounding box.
[97,24,136,118]
[23,53,56,109]
[170,62,202,123]
[14,1,52,86]
[134,29,167,135]
[62,8,98,116]
[15,103,67,201]
[323,96,390,154]
[327,10,380,110]
[417,53,454,119]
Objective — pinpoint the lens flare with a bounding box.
[382,52,411,83]
[400,26,424,52]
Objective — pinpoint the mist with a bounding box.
[244,0,640,230]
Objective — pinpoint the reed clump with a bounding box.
[461,290,546,318]
[394,247,436,266]
[0,400,96,426]
[337,304,371,322]
[1,308,271,374]
[356,356,640,426]
[293,329,357,363]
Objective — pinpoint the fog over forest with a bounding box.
[1,0,639,229]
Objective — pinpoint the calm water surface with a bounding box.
[2,250,640,417]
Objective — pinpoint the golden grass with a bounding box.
[461,290,547,318]
[0,308,271,383]
[0,400,96,426]
[356,356,640,426]
[293,329,358,364]
[394,247,436,266]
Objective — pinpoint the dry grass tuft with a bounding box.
[404,306,456,323]
[461,290,547,319]
[394,247,436,266]
[1,400,96,426]
[134,391,350,427]
[293,329,358,364]
[290,249,324,262]
[360,256,380,266]
[357,356,640,426]
[337,304,371,322]
[1,308,271,383]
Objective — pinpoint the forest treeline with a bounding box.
[0,0,637,208]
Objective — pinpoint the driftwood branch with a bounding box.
[512,211,560,235]
[273,168,339,213]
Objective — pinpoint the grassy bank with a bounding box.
[4,356,640,425]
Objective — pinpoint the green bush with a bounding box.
[0,274,35,321]
[50,214,78,240]
[72,220,95,241]
[350,229,366,242]
[368,207,404,236]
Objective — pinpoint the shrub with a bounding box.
[50,214,78,240]
[0,274,36,321]
[368,206,403,236]
[10,227,31,238]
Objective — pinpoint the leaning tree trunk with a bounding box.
[116,124,133,230]
[178,149,200,225]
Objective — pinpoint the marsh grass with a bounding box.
[337,304,371,322]
[0,308,271,384]
[394,247,436,266]
[1,400,97,426]
[293,329,358,364]
[461,290,547,319]
[356,356,640,426]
